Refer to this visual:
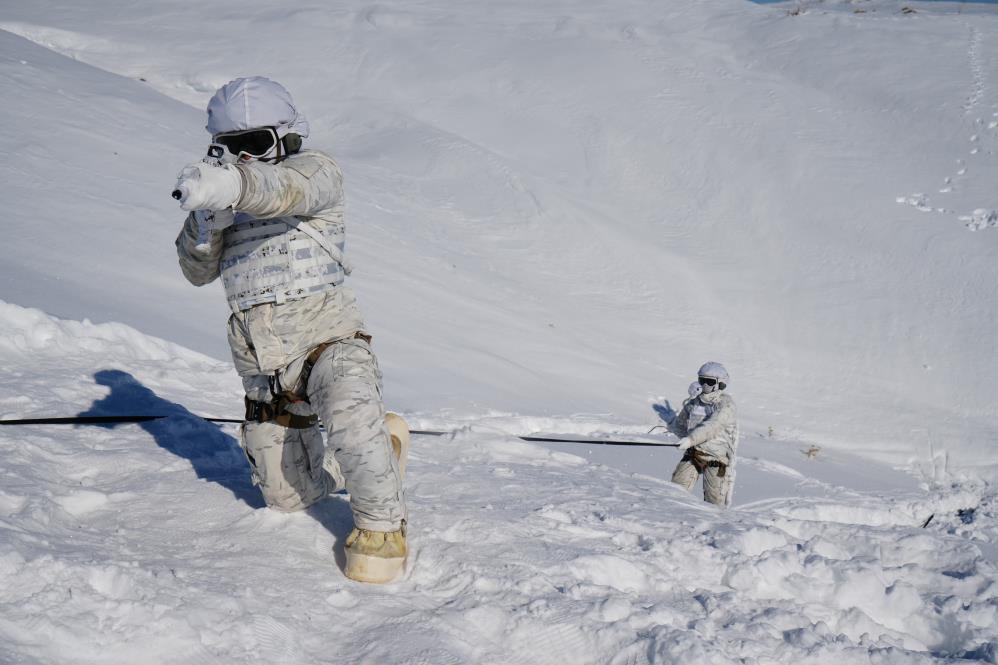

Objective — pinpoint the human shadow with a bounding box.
[306,496,355,572]
[78,369,264,508]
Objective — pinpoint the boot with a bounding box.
[384,411,410,481]
[344,524,407,583]
[344,412,409,583]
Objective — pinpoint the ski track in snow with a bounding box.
[0,303,996,664]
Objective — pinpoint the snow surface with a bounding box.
[1,0,997,661]
[0,302,996,663]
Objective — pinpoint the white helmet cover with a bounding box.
[206,76,310,140]
[698,361,730,384]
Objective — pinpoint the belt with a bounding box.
[688,452,728,477]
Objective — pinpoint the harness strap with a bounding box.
[288,217,353,275]
[686,451,727,477]
[249,332,375,429]
[244,395,317,429]
[289,331,373,401]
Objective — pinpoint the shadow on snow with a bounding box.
[78,369,264,508]
[77,369,355,565]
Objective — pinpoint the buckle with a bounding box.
[244,397,272,423]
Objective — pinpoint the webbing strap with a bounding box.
[287,217,353,275]
[687,452,727,476]
[277,332,373,403]
[254,332,374,427]
[244,396,317,429]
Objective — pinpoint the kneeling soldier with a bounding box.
[173,77,408,582]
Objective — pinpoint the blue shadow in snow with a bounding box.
[78,369,264,508]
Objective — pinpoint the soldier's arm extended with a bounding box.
[234,153,344,219]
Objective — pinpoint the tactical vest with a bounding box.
[687,400,709,430]
[220,211,346,312]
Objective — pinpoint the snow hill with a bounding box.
[1,0,997,662]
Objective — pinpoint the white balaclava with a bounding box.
[205,77,310,161]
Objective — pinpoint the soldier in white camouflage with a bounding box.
[671,362,739,507]
[173,77,408,583]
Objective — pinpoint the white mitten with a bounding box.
[174,162,241,211]
[677,437,693,451]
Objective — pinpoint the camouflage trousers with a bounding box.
[671,452,733,507]
[240,337,406,531]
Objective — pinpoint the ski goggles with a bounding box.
[698,376,718,387]
[213,127,279,159]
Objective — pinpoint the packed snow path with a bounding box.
[1,305,995,664]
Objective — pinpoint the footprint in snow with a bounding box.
[958,208,998,231]
[896,194,933,212]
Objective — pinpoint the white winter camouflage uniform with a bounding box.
[177,150,406,531]
[671,390,738,506]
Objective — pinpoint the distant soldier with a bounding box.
[671,362,738,506]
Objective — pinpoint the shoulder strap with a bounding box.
[287,217,353,275]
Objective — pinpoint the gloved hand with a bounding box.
[192,208,235,252]
[676,437,693,451]
[173,162,242,211]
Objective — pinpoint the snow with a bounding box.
[0,302,995,663]
[1,0,997,662]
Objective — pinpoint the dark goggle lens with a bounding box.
[215,128,277,157]
[698,376,717,386]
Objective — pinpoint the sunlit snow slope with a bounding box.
[1,0,996,477]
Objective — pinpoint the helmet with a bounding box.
[205,77,310,161]
[697,361,729,391]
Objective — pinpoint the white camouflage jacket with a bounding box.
[176,150,364,378]
[674,391,738,465]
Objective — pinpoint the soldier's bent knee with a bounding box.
[240,420,327,513]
